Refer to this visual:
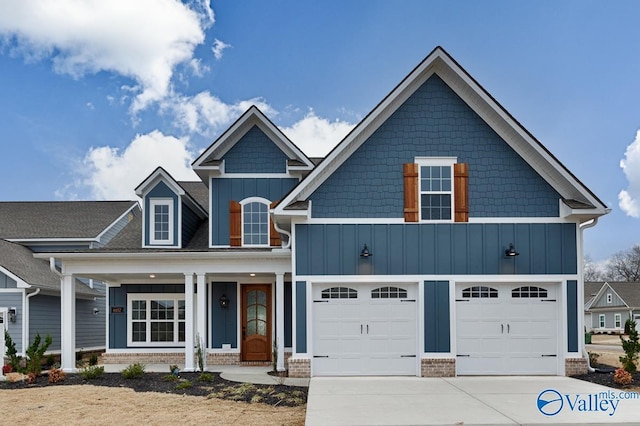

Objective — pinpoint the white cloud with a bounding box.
[0,0,211,112]
[163,91,276,136]
[212,38,231,60]
[619,129,640,217]
[77,130,197,200]
[282,111,354,157]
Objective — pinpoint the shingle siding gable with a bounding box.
[223,126,288,174]
[309,74,561,219]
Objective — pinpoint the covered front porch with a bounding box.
[45,250,292,373]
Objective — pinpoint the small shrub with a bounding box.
[163,374,179,382]
[250,394,264,404]
[620,319,640,373]
[25,333,53,375]
[176,380,192,390]
[5,330,23,373]
[614,368,633,386]
[625,318,633,335]
[198,372,213,382]
[88,353,98,366]
[48,368,66,384]
[2,364,12,374]
[27,372,37,384]
[80,365,105,380]
[588,352,600,366]
[46,354,56,368]
[121,363,146,379]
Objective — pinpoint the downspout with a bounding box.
[580,218,598,373]
[25,288,41,351]
[272,216,292,249]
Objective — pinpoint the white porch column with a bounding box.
[184,273,195,372]
[275,273,285,371]
[60,274,76,372]
[196,273,207,371]
[0,321,5,381]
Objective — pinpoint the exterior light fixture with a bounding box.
[93,308,100,316]
[149,274,156,278]
[219,293,230,309]
[8,308,16,323]
[250,273,256,277]
[360,244,372,258]
[505,243,519,257]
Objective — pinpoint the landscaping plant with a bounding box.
[88,353,99,366]
[121,363,146,379]
[619,319,640,373]
[196,333,205,372]
[48,368,66,384]
[614,368,633,386]
[25,333,53,375]
[80,365,105,380]
[4,330,22,373]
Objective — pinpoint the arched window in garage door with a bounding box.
[321,287,357,299]
[371,286,408,299]
[511,286,548,298]
[461,286,498,298]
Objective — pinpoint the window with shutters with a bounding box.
[416,158,456,222]
[241,197,270,246]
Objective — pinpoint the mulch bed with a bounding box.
[572,363,640,390]
[0,371,307,406]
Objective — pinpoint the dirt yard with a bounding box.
[0,385,305,425]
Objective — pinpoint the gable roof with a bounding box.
[0,239,99,296]
[274,46,609,222]
[585,281,640,310]
[0,201,138,240]
[584,281,605,308]
[134,167,207,218]
[191,105,314,181]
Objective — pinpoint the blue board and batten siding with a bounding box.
[296,223,577,276]
[424,281,450,352]
[144,181,179,246]
[309,75,560,219]
[567,280,578,353]
[210,178,298,245]
[223,126,289,173]
[210,282,237,348]
[295,281,307,353]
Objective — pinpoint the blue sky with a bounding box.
[1,1,639,262]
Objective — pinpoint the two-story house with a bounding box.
[42,47,608,377]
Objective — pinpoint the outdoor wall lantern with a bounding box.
[360,244,372,258]
[93,308,100,316]
[505,243,520,257]
[219,294,230,309]
[8,308,16,323]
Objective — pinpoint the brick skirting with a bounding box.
[206,352,240,365]
[565,358,588,376]
[101,352,185,365]
[288,358,310,378]
[421,358,456,377]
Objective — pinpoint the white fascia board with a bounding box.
[33,249,292,262]
[95,202,140,243]
[0,266,31,288]
[7,238,95,243]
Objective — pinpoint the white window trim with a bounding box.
[615,313,622,328]
[606,293,612,304]
[0,307,7,332]
[599,314,606,328]
[149,198,175,245]
[240,197,271,247]
[127,293,185,347]
[415,157,457,223]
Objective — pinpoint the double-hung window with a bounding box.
[149,199,174,245]
[599,314,605,328]
[241,197,270,246]
[417,158,456,222]
[615,314,622,329]
[128,294,185,346]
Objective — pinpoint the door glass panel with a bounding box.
[247,306,256,321]
[257,290,266,306]
[257,320,266,336]
[247,320,257,335]
[257,305,266,321]
[247,290,256,306]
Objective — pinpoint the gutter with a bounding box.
[579,218,599,373]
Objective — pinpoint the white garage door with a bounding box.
[313,284,417,376]
[456,283,559,375]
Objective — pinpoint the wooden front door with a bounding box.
[241,284,271,361]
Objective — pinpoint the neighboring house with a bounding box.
[41,46,608,377]
[584,281,603,333]
[0,201,139,356]
[585,281,640,334]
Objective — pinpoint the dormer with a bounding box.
[135,167,207,248]
[191,106,315,248]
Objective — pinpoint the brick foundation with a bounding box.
[421,358,456,377]
[206,352,241,365]
[565,358,588,376]
[101,352,185,365]
[288,358,310,378]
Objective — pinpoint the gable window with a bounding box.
[241,198,270,246]
[606,293,612,304]
[615,314,622,329]
[128,294,185,346]
[599,314,605,328]
[149,199,174,245]
[416,158,456,222]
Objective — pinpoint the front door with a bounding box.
[241,284,271,362]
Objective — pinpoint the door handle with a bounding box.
[242,327,246,339]
[367,324,369,334]
[501,324,504,334]
[361,324,363,334]
[507,324,510,334]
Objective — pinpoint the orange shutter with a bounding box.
[269,200,281,247]
[454,163,469,222]
[404,163,419,222]
[229,200,242,246]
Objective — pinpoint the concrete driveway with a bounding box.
[305,376,640,425]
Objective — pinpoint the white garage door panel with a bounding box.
[456,283,559,375]
[313,284,417,376]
